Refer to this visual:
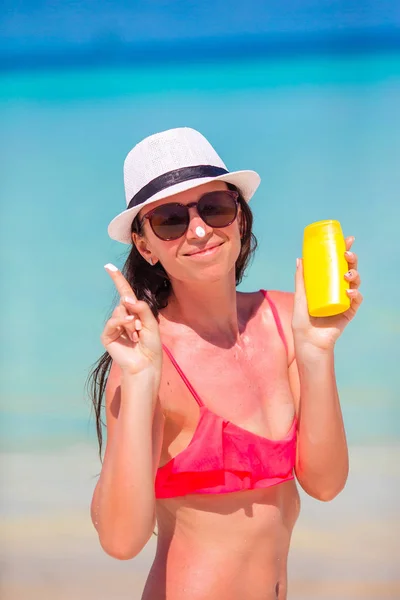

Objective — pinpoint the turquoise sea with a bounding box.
[1,52,399,450]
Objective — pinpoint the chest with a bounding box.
[159,308,295,460]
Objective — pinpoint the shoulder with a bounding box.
[239,288,294,318]
[255,289,296,365]
[262,289,294,318]
[267,290,295,365]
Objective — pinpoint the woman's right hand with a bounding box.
[100,264,163,375]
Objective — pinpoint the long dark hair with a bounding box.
[86,184,258,460]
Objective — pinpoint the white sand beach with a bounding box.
[1,444,399,600]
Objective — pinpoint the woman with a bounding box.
[88,127,362,600]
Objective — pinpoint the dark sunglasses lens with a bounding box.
[199,192,238,227]
[150,204,189,240]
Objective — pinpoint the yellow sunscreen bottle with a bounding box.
[302,219,350,317]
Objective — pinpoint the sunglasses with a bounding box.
[139,190,239,241]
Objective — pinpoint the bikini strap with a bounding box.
[162,344,204,407]
[260,290,289,356]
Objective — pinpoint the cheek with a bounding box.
[233,233,243,263]
[153,240,181,269]
[231,223,244,263]
[226,220,242,247]
[216,222,242,265]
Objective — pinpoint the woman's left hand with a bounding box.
[292,236,363,353]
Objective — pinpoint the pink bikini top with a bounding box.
[155,290,297,499]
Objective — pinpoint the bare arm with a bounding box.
[271,240,362,501]
[90,264,164,559]
[288,350,348,501]
[272,290,349,501]
[91,363,164,559]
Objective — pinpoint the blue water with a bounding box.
[1,52,399,449]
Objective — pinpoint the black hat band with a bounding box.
[127,165,229,210]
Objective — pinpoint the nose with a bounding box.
[186,205,213,239]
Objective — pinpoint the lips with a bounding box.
[184,243,222,256]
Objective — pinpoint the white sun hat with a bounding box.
[107,127,261,244]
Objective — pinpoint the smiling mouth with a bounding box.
[185,243,223,256]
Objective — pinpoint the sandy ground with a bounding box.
[1,444,399,600]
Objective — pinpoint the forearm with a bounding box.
[95,369,160,558]
[295,347,349,501]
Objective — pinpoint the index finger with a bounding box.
[104,263,137,301]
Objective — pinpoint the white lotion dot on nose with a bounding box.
[104,263,119,272]
[196,226,206,238]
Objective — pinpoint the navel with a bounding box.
[275,581,280,599]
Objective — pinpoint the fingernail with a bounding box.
[296,258,300,268]
[125,315,134,321]
[123,295,136,304]
[345,270,352,278]
[104,263,118,272]
[346,288,356,295]
[135,320,142,331]
[344,251,353,258]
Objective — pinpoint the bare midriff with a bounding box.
[141,482,301,600]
